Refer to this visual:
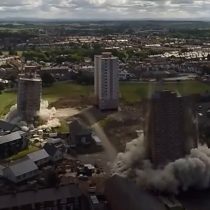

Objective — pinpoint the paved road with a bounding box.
[74,107,118,173]
[81,108,118,161]
[76,121,118,173]
[92,122,118,161]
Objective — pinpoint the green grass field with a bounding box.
[0,82,93,117]
[120,81,210,103]
[1,81,210,117]
[0,92,16,116]
[7,145,39,161]
[42,82,93,103]
[54,119,69,133]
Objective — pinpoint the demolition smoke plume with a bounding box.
[4,100,61,130]
[5,104,20,123]
[112,133,210,194]
[37,100,61,129]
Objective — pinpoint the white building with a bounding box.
[43,142,63,162]
[94,52,119,110]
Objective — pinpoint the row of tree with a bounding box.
[22,47,158,64]
[22,44,103,63]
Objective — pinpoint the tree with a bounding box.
[41,72,55,87]
[0,83,4,92]
[74,71,94,85]
[23,50,49,62]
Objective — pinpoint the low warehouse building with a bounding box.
[27,149,50,167]
[3,158,39,183]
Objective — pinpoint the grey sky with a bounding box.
[0,0,209,20]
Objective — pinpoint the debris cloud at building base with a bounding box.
[112,134,210,194]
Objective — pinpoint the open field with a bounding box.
[120,81,210,104]
[1,81,210,117]
[42,82,93,103]
[0,82,93,117]
[0,92,16,116]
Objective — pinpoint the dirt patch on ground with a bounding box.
[101,102,146,152]
[53,97,147,153]
[70,102,147,152]
[73,107,113,126]
[55,108,80,119]
[50,96,95,109]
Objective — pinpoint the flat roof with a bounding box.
[0,185,81,209]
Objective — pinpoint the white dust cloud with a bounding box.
[37,100,61,129]
[112,133,210,194]
[4,100,61,130]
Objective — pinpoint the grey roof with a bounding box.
[18,130,26,136]
[44,143,57,156]
[70,119,91,136]
[27,149,49,162]
[0,184,81,209]
[0,120,18,132]
[0,131,22,145]
[4,158,38,177]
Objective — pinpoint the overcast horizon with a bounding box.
[0,0,210,21]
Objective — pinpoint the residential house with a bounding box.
[27,149,50,167]
[119,70,130,81]
[0,131,28,159]
[3,158,39,183]
[44,142,63,162]
[47,138,64,149]
[69,119,93,148]
[39,66,72,81]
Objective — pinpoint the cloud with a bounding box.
[0,0,209,20]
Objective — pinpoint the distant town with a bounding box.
[1,20,210,210]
